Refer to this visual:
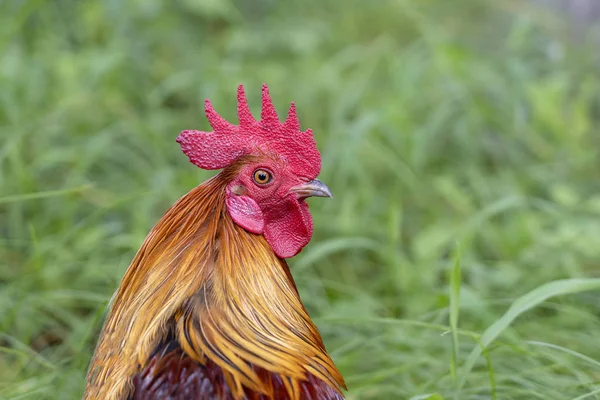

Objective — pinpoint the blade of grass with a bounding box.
[294,237,380,271]
[0,185,92,205]
[525,341,600,370]
[410,394,445,400]
[448,243,461,386]
[572,388,600,400]
[458,278,600,389]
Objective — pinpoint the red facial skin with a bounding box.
[225,156,314,259]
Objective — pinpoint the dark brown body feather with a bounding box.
[131,337,343,400]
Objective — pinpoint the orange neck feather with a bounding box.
[84,164,345,400]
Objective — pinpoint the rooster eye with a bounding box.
[253,169,272,185]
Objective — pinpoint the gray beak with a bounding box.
[291,179,333,200]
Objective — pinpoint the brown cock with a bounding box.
[84,84,346,400]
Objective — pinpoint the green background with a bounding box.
[2,1,600,399]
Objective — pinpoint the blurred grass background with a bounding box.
[1,0,600,399]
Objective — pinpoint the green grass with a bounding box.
[2,0,600,399]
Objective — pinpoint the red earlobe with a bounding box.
[226,195,265,234]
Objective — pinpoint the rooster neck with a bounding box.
[84,169,344,400]
[175,184,345,400]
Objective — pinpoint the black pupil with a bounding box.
[257,171,268,182]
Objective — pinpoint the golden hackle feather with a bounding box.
[84,157,345,399]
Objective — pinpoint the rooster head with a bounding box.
[177,84,331,258]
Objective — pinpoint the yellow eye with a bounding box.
[253,169,272,185]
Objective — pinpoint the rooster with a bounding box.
[84,84,346,400]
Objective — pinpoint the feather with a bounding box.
[84,158,345,400]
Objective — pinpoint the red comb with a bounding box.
[177,84,321,179]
